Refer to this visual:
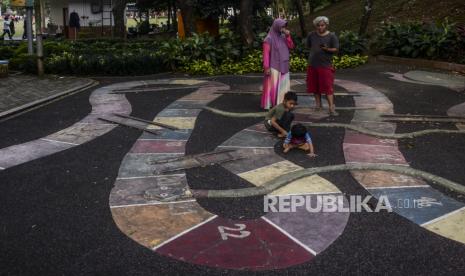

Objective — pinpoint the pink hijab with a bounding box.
[264,18,290,74]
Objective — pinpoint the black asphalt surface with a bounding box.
[1,65,465,275]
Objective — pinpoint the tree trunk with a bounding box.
[113,0,128,38]
[171,0,178,31]
[359,0,374,36]
[293,0,306,37]
[167,1,172,30]
[239,0,254,47]
[176,0,195,36]
[308,0,316,14]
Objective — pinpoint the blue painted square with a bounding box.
[140,129,192,141]
[157,109,202,117]
[369,187,465,225]
[221,129,278,148]
[168,101,209,109]
[297,96,315,107]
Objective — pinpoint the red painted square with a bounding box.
[343,143,408,165]
[247,123,269,133]
[344,131,398,147]
[293,113,327,122]
[130,140,186,154]
[155,217,314,270]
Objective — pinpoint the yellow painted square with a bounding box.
[170,79,206,86]
[148,117,197,130]
[425,208,465,245]
[271,175,340,196]
[239,161,302,187]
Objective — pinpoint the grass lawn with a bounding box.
[126,17,168,29]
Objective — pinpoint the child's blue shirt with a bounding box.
[284,132,313,145]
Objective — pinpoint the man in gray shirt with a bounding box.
[306,16,339,116]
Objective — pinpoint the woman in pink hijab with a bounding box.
[261,18,295,110]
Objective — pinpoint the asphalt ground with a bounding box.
[1,66,465,275]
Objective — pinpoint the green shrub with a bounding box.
[9,53,37,73]
[333,54,369,69]
[0,46,15,60]
[183,60,215,75]
[290,55,308,72]
[338,31,367,55]
[185,51,367,75]
[375,20,463,62]
[183,50,262,75]
[0,27,371,76]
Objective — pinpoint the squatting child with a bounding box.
[264,92,298,138]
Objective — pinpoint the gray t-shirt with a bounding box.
[306,32,339,68]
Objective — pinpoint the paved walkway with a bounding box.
[0,74,95,117]
[1,64,465,274]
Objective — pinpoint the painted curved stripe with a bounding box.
[448,102,465,131]
[0,82,128,169]
[110,81,227,253]
[337,79,465,245]
[0,79,202,170]
[110,79,349,270]
[217,121,350,258]
[384,71,465,92]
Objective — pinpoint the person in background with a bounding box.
[9,17,15,38]
[261,18,295,110]
[306,16,340,116]
[1,15,12,40]
[69,10,80,40]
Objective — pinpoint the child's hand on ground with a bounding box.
[307,152,318,158]
[283,144,291,153]
[278,132,287,138]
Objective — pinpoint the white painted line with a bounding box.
[0,167,5,170]
[421,206,465,227]
[40,138,79,146]
[110,199,197,209]
[367,185,430,190]
[76,122,115,126]
[218,146,275,149]
[128,153,185,156]
[138,138,189,142]
[342,142,398,148]
[152,215,218,251]
[346,161,409,167]
[268,191,343,197]
[262,217,318,256]
[243,128,272,134]
[116,173,186,180]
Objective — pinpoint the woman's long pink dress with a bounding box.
[261,35,295,110]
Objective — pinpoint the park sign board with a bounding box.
[10,0,34,7]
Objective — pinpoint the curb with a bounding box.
[0,78,99,121]
[376,55,465,74]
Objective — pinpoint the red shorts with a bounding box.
[306,66,335,95]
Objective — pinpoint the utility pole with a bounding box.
[34,0,44,77]
[26,6,34,54]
